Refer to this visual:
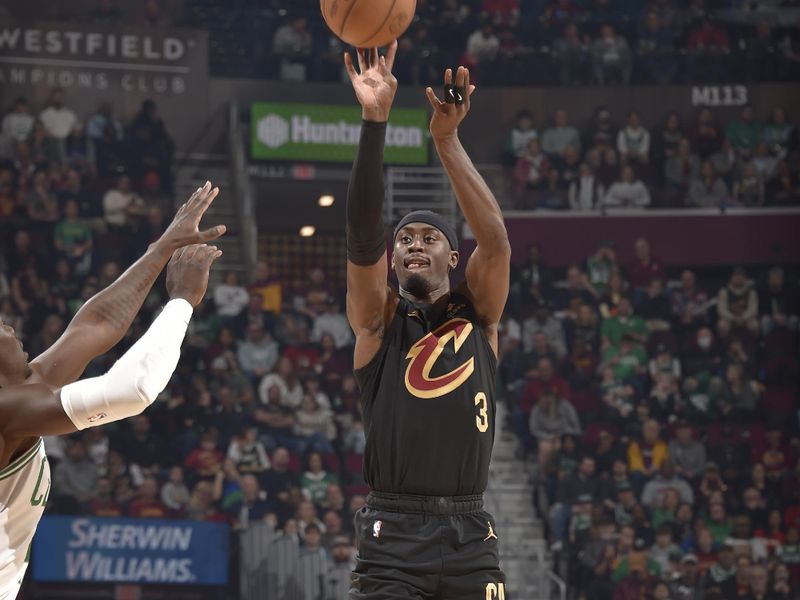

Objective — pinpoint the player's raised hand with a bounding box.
[158,181,227,251]
[344,41,398,122]
[425,66,476,142]
[166,244,223,307]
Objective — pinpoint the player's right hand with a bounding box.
[166,244,223,307]
[344,42,398,122]
[158,181,227,251]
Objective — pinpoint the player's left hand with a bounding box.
[158,181,227,251]
[425,66,476,142]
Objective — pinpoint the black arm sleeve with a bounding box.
[346,120,387,266]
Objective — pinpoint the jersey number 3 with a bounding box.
[475,392,489,433]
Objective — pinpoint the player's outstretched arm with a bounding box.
[425,67,511,343]
[343,44,400,368]
[32,182,226,387]
[0,245,221,440]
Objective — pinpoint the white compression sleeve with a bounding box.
[60,299,193,430]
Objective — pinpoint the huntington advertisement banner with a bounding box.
[32,516,230,585]
[251,101,429,165]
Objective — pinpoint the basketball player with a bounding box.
[344,44,511,599]
[0,182,225,599]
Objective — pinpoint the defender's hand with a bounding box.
[344,42,398,122]
[425,66,476,142]
[166,244,223,307]
[158,181,227,251]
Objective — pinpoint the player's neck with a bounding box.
[399,284,450,307]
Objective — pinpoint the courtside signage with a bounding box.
[251,101,429,164]
[32,516,230,585]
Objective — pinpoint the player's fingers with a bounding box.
[344,52,358,79]
[184,244,203,262]
[385,39,397,71]
[444,68,452,85]
[465,67,471,91]
[197,224,226,242]
[196,186,219,212]
[425,87,445,113]
[170,246,187,264]
[192,181,211,205]
[455,66,465,87]
[356,48,366,73]
[369,47,379,69]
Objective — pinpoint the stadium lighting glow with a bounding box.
[299,225,316,237]
[318,194,335,207]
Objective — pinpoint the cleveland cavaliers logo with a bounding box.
[404,318,475,399]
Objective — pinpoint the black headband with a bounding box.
[393,210,458,251]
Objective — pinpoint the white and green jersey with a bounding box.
[0,439,49,600]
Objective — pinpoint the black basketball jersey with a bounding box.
[354,291,497,496]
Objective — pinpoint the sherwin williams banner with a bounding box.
[32,516,230,585]
[251,101,429,164]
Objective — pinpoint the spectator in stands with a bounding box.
[559,264,601,319]
[688,108,722,160]
[228,425,270,475]
[86,101,123,141]
[767,159,800,206]
[185,431,224,481]
[586,241,617,295]
[653,112,683,168]
[759,266,798,334]
[237,323,279,381]
[664,138,700,206]
[642,459,694,509]
[259,356,303,408]
[511,242,552,310]
[751,142,779,185]
[506,109,538,162]
[54,199,92,276]
[671,269,709,329]
[669,422,706,483]
[88,476,124,517]
[604,165,651,207]
[592,24,632,84]
[601,333,647,384]
[102,173,146,233]
[311,296,352,349]
[300,451,338,506]
[63,123,95,174]
[161,466,190,514]
[556,144,582,190]
[522,299,567,358]
[714,363,762,423]
[538,169,568,209]
[726,105,762,161]
[53,439,98,513]
[39,88,77,141]
[482,0,519,27]
[602,297,649,349]
[638,278,673,332]
[628,419,669,488]
[139,0,170,28]
[762,106,796,160]
[2,97,34,143]
[542,109,581,159]
[297,499,325,538]
[127,99,174,190]
[687,160,729,208]
[553,22,590,85]
[24,170,59,226]
[294,394,336,454]
[717,267,759,340]
[686,16,731,82]
[273,16,312,81]
[513,138,550,201]
[637,11,676,85]
[213,271,250,321]
[569,162,605,210]
[529,390,582,477]
[549,455,601,551]
[731,161,764,208]
[128,477,169,518]
[540,0,584,37]
[466,21,500,70]
[617,111,650,169]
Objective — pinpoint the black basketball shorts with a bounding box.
[349,491,507,600]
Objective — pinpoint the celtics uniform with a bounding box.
[350,292,506,600]
[0,439,50,600]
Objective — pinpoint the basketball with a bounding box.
[320,0,416,48]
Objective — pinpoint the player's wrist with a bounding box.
[362,107,390,123]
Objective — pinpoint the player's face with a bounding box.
[392,223,458,300]
[0,319,31,385]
